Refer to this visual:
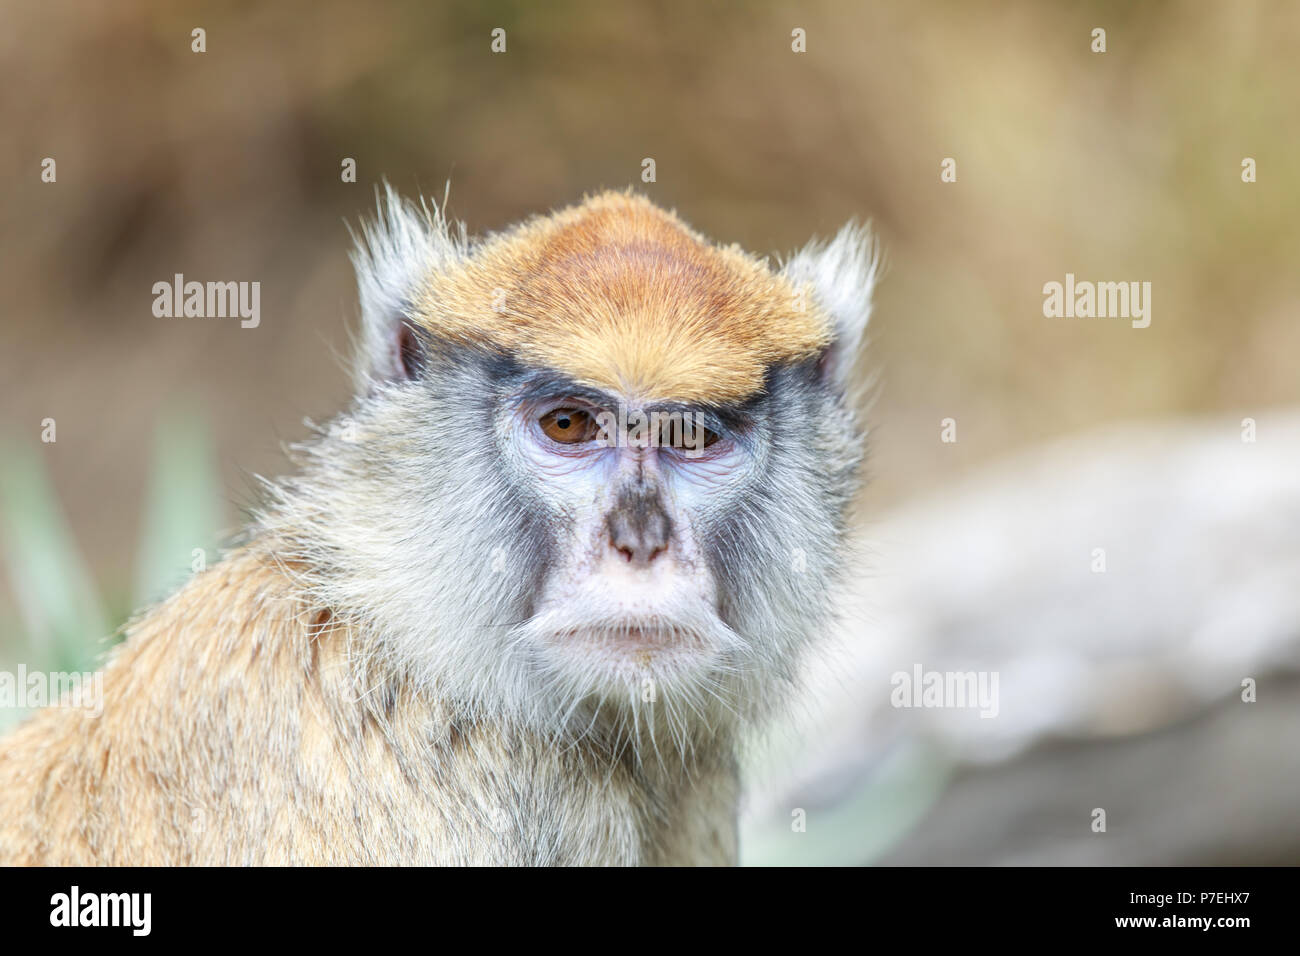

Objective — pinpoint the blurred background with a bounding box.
[1,0,1297,863]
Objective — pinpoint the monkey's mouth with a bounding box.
[516,602,748,671]
[557,623,701,650]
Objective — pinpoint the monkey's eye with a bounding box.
[659,418,721,450]
[539,408,598,444]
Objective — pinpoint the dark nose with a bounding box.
[606,488,671,566]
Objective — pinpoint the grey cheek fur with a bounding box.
[704,361,862,675]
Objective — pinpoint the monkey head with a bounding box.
[278,188,877,743]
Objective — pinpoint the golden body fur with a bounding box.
[0,545,736,864]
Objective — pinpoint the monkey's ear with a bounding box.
[782,222,880,392]
[348,183,465,390]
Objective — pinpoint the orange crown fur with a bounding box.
[410,191,832,405]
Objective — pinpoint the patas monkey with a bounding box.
[0,187,877,865]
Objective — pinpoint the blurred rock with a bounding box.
[743,412,1300,864]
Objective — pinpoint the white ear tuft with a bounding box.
[347,182,467,390]
[782,221,881,389]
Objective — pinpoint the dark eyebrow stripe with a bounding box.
[489,354,819,430]
[515,374,620,408]
[513,373,758,427]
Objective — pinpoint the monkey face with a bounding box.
[505,387,753,694]
[480,358,860,729]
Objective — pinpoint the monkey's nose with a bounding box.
[607,509,670,567]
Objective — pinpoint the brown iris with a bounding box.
[539,408,598,444]
[660,417,721,450]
